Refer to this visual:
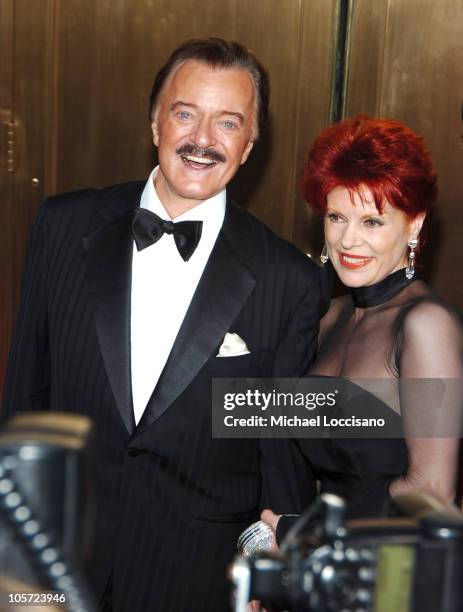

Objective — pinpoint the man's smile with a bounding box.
[176,144,226,170]
[180,154,219,169]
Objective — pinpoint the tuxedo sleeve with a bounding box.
[2,204,51,421]
[272,261,326,377]
[259,260,327,514]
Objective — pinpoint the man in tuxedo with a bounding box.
[3,39,324,611]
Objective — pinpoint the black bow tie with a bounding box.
[131,208,203,261]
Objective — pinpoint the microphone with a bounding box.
[237,521,274,558]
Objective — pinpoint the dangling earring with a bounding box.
[405,238,419,279]
[320,245,329,265]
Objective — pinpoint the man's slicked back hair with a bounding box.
[148,37,269,138]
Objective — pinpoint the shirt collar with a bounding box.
[140,166,226,226]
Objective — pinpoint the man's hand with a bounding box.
[245,510,282,612]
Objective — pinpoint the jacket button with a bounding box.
[127,448,140,457]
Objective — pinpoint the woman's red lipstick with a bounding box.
[338,252,373,269]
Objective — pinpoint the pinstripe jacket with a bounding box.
[3,181,325,612]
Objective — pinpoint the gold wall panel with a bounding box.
[11,0,53,256]
[0,0,337,386]
[0,0,14,389]
[346,0,463,308]
[50,0,336,237]
[0,0,53,389]
[344,0,388,117]
[290,0,338,254]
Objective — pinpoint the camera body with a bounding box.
[232,494,463,612]
[0,412,96,611]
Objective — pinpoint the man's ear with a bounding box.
[410,212,426,241]
[240,140,254,165]
[151,110,160,147]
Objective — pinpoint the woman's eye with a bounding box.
[364,218,383,227]
[326,213,343,223]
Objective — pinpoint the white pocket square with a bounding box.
[217,332,250,357]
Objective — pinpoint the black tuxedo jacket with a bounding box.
[3,181,325,612]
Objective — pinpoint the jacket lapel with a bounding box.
[83,186,143,436]
[135,201,258,436]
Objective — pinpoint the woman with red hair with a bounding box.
[262,116,462,538]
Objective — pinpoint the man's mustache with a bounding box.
[176,144,226,163]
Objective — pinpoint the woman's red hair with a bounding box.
[303,116,437,226]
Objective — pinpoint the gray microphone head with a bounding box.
[237,520,273,558]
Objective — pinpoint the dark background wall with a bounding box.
[1,0,462,389]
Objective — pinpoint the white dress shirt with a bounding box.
[130,167,226,424]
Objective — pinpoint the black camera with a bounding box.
[0,412,96,611]
[232,493,463,612]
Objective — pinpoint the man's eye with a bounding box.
[176,111,192,120]
[223,120,237,130]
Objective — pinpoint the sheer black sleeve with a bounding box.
[391,299,463,501]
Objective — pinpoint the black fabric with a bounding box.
[2,183,327,612]
[276,381,405,546]
[298,271,463,523]
[98,571,113,612]
[276,514,298,545]
[350,266,416,308]
[131,207,203,261]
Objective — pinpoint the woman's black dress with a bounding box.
[294,267,462,520]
